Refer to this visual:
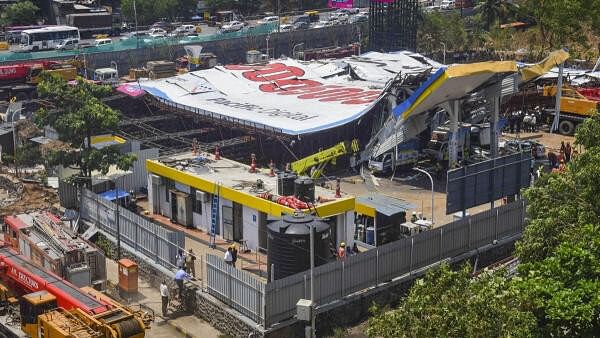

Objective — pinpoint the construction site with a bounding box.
[1,0,600,336]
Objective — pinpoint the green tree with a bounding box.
[514,224,600,337]
[366,264,536,338]
[417,12,468,53]
[522,0,600,53]
[475,0,515,31]
[0,1,40,25]
[121,0,197,25]
[34,72,136,183]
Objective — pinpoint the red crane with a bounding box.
[0,244,109,315]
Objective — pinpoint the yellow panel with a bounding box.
[355,202,376,217]
[520,49,570,82]
[402,71,449,119]
[91,134,126,145]
[445,61,517,78]
[147,160,355,217]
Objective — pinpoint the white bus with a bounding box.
[20,26,80,51]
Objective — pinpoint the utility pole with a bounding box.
[309,222,315,338]
[116,177,121,260]
[277,0,281,33]
[413,167,434,224]
[133,0,139,49]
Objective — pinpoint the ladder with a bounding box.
[209,183,220,248]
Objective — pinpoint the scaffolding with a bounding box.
[369,0,419,52]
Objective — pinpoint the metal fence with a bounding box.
[205,200,526,328]
[80,189,184,269]
[205,254,266,324]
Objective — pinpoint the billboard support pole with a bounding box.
[488,81,500,209]
[448,100,460,168]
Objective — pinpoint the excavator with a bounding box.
[291,139,359,179]
[0,244,153,338]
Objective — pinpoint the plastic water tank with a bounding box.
[267,214,331,280]
[277,172,297,196]
[294,177,315,203]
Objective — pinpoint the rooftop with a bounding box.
[147,151,355,217]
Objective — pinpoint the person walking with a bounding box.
[565,142,572,163]
[230,244,238,268]
[185,248,196,277]
[176,249,186,269]
[160,280,169,317]
[174,267,191,299]
[560,141,566,155]
[224,247,233,265]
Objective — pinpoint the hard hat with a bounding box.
[412,211,416,215]
[340,242,346,247]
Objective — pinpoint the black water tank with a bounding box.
[277,172,297,196]
[267,214,331,280]
[294,177,315,203]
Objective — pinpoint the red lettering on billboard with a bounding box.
[224,63,380,105]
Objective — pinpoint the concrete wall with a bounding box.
[2,24,366,75]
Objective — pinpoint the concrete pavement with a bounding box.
[104,259,222,338]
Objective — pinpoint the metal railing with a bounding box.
[80,189,185,269]
[204,200,526,327]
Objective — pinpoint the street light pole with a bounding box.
[309,222,315,338]
[115,177,121,260]
[133,0,139,49]
[440,42,446,64]
[413,167,434,224]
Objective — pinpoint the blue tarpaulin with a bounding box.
[99,189,130,201]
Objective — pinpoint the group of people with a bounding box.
[547,141,577,172]
[508,110,540,134]
[223,244,238,267]
[337,242,359,260]
[160,248,198,318]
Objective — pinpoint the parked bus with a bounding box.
[20,26,80,51]
[5,25,46,43]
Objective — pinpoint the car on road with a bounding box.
[151,21,174,32]
[440,0,455,9]
[221,20,244,32]
[148,28,168,37]
[499,139,546,159]
[314,20,335,28]
[170,24,196,36]
[280,24,293,32]
[260,16,279,24]
[293,21,309,30]
[56,38,79,50]
[350,14,368,23]
[329,12,349,23]
[93,38,112,47]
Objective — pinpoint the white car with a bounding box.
[93,38,112,47]
[170,24,195,36]
[260,16,279,24]
[440,0,455,9]
[222,20,244,32]
[280,24,293,32]
[56,38,79,50]
[148,28,167,37]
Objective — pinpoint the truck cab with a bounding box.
[93,67,118,85]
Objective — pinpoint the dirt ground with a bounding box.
[0,168,59,216]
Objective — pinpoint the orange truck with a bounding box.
[543,85,599,135]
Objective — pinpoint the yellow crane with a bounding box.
[291,139,359,179]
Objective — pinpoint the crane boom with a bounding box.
[291,139,359,178]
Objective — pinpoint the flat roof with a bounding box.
[356,195,415,217]
[147,152,355,217]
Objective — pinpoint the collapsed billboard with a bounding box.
[130,59,384,135]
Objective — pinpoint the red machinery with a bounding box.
[0,244,109,315]
[0,61,59,83]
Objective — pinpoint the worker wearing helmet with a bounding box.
[338,242,346,261]
[230,244,238,268]
[411,211,418,223]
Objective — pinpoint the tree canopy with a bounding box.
[121,0,197,24]
[34,73,136,182]
[0,1,40,25]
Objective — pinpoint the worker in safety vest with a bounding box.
[338,242,346,261]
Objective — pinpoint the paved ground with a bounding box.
[104,259,222,338]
